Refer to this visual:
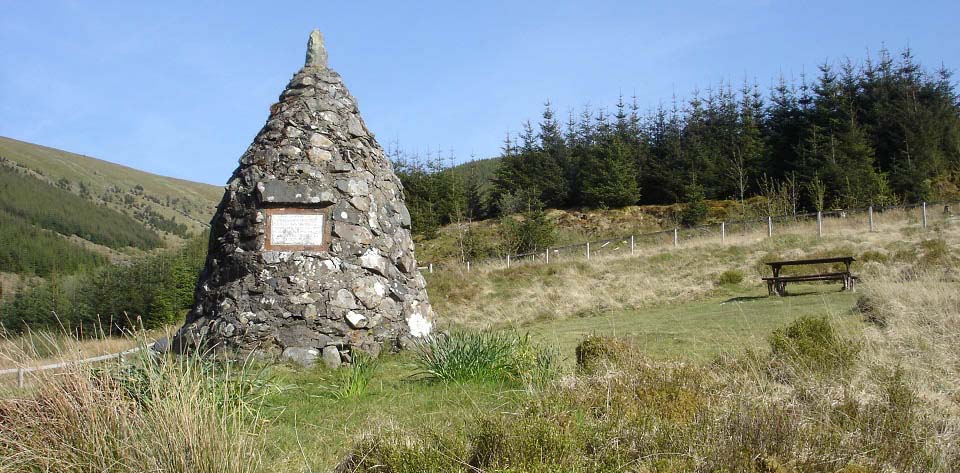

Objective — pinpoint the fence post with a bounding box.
[721,222,726,243]
[17,368,24,389]
[506,255,511,268]
[466,261,470,272]
[630,235,635,255]
[922,202,927,228]
[586,242,590,260]
[429,263,433,274]
[767,216,773,238]
[673,228,678,247]
[868,206,874,232]
[817,211,823,238]
[545,249,549,264]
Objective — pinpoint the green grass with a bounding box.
[259,358,529,469]
[527,283,861,362]
[0,283,908,471]
[252,284,862,470]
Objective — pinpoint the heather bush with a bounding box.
[768,315,859,375]
[717,268,745,285]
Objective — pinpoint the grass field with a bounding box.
[260,362,527,469]
[529,284,861,362]
[256,284,863,469]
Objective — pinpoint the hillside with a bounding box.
[447,156,499,192]
[0,136,222,301]
[0,208,108,277]
[0,166,163,251]
[0,136,222,239]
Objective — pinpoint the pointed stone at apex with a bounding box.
[305,29,327,68]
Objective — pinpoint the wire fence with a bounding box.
[419,200,959,274]
[0,342,155,388]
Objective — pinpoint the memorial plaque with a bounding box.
[264,208,330,250]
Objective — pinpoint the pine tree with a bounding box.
[729,81,764,211]
[578,138,641,208]
[765,75,803,180]
[537,101,572,207]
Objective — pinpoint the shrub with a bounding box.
[717,268,745,285]
[510,336,561,388]
[412,331,559,385]
[858,250,889,264]
[468,414,580,471]
[574,335,637,373]
[337,431,466,473]
[768,316,859,375]
[458,224,499,261]
[918,238,952,267]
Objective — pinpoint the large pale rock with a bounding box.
[345,311,367,328]
[321,346,341,369]
[359,249,390,276]
[353,276,387,308]
[282,347,319,367]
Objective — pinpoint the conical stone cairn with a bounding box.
[172,30,435,366]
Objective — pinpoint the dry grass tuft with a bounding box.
[856,268,960,418]
[0,350,266,473]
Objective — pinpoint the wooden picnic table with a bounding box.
[763,256,857,296]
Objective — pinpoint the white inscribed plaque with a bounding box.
[270,213,325,246]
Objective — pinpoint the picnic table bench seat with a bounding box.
[763,257,858,296]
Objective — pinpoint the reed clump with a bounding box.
[0,349,267,473]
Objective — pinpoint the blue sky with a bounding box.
[1,0,957,185]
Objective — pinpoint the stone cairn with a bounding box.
[172,30,435,367]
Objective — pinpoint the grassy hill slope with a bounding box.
[0,136,222,238]
[0,136,223,302]
[424,206,958,331]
